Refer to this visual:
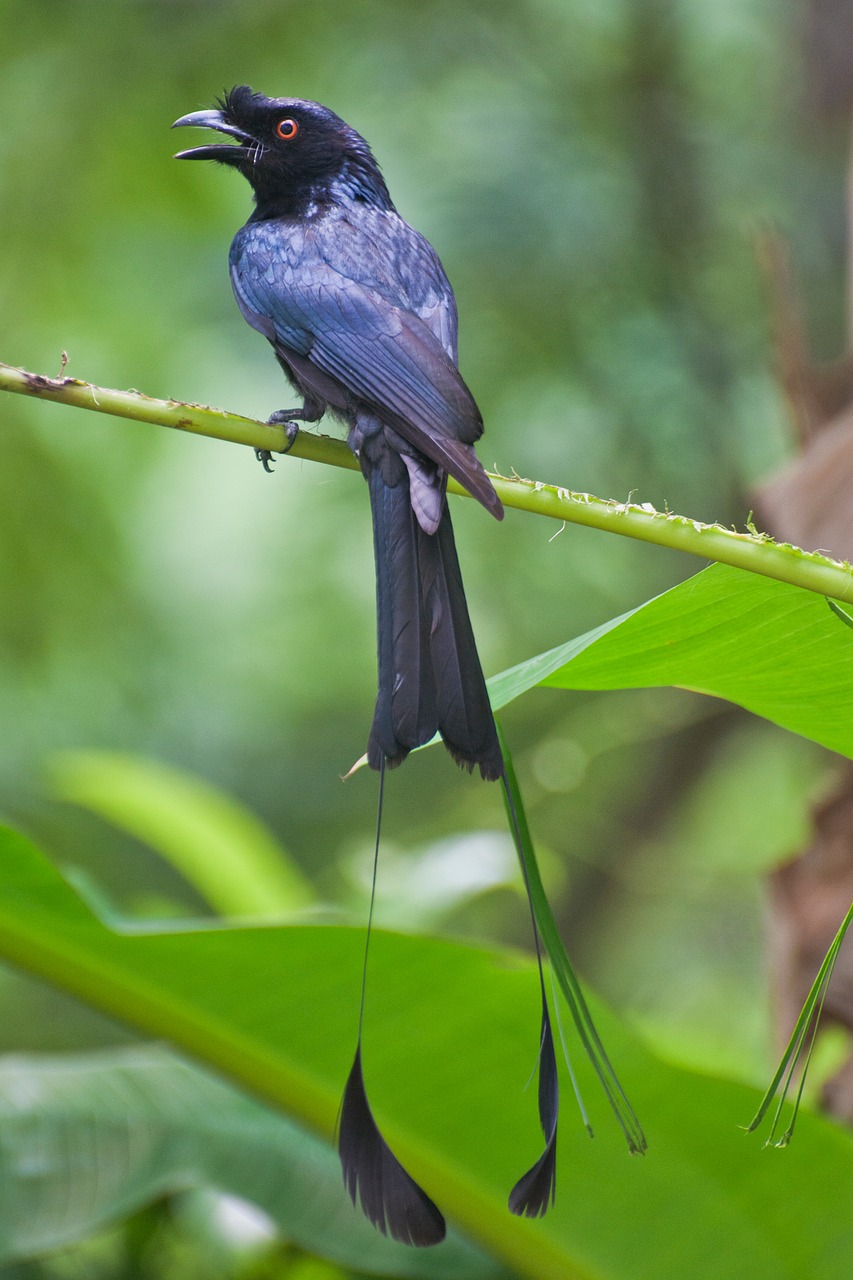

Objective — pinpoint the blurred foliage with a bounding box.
[1,828,853,1280]
[0,0,848,1274]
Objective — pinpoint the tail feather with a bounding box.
[366,463,501,781]
[367,467,437,769]
[417,507,502,779]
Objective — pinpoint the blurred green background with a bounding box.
[0,0,846,1273]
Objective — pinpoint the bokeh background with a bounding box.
[0,0,849,1273]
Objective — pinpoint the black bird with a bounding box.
[173,88,558,1247]
[173,86,503,782]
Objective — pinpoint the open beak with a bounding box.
[172,109,255,161]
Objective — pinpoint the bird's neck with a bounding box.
[334,158,395,210]
[249,159,395,222]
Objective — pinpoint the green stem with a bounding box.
[3,359,853,602]
[0,361,360,473]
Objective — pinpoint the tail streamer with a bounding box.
[338,760,446,1246]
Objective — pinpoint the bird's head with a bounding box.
[172,86,392,215]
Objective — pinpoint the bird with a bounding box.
[172,88,557,1247]
[173,86,503,784]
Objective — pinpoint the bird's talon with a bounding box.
[255,448,275,473]
[266,411,300,454]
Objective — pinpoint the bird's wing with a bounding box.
[230,229,502,518]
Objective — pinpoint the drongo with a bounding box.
[173,88,557,1246]
[174,86,503,782]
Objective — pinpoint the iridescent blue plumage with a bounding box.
[172,89,522,1247]
[177,87,504,776]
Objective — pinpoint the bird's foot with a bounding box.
[256,414,301,472]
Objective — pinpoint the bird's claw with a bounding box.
[256,415,300,472]
[281,420,300,452]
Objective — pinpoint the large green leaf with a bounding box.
[489,562,853,757]
[49,750,313,916]
[0,1045,502,1278]
[0,827,853,1279]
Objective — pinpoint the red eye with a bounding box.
[275,118,299,140]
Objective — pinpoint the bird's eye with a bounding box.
[275,118,299,140]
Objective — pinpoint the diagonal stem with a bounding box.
[3,358,853,601]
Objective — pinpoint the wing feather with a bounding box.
[230,228,502,519]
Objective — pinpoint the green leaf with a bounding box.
[496,721,645,1153]
[0,1045,502,1278]
[748,899,853,1148]
[49,751,313,915]
[489,562,853,758]
[2,827,853,1278]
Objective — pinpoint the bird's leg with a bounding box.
[255,412,299,472]
[256,396,323,472]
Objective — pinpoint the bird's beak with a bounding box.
[172,109,255,161]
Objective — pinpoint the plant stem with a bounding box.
[3,358,853,602]
[0,361,360,473]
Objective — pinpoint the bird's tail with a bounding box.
[366,466,502,781]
